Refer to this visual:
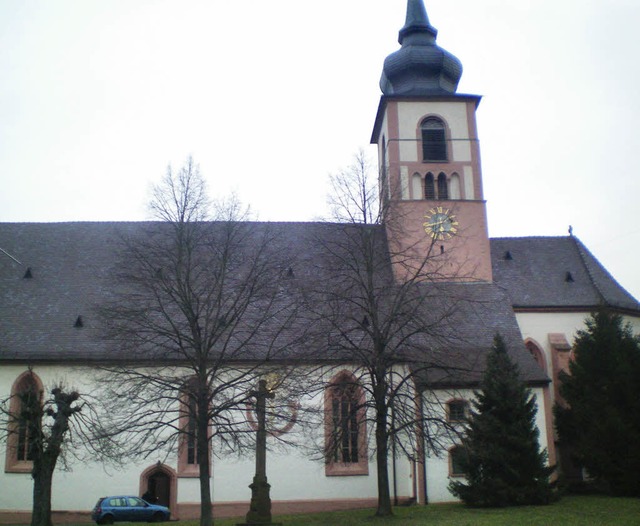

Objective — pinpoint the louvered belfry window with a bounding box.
[425,173,436,199]
[421,118,447,162]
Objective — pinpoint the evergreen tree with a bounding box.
[450,334,554,507]
[554,310,640,496]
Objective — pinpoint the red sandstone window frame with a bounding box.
[177,380,212,478]
[324,371,369,477]
[420,117,449,163]
[4,371,44,474]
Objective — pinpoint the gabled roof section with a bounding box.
[408,281,548,388]
[0,222,547,386]
[490,236,640,314]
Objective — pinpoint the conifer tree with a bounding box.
[449,334,554,506]
[554,310,640,496]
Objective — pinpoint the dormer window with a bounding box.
[421,117,447,162]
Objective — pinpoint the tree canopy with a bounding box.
[555,310,640,496]
[450,334,554,507]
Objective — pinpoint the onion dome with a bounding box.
[380,0,463,96]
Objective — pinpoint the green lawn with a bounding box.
[203,496,640,526]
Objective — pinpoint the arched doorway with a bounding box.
[140,464,177,516]
[148,470,171,507]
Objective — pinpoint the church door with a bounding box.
[148,470,171,507]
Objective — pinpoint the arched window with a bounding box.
[449,445,468,477]
[421,117,447,162]
[178,378,211,477]
[425,173,436,199]
[5,371,43,473]
[324,371,368,476]
[437,172,449,200]
[526,340,547,371]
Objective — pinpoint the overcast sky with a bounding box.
[1,0,639,298]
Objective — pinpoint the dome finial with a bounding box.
[399,0,437,44]
[380,0,463,96]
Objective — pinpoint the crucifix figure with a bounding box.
[242,378,277,525]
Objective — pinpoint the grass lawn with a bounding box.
[201,496,640,526]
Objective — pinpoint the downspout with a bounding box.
[420,417,428,504]
[415,387,428,504]
[391,403,398,506]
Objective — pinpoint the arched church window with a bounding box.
[437,172,449,200]
[425,173,436,199]
[5,370,43,472]
[324,371,368,476]
[178,378,211,477]
[421,117,447,162]
[525,341,547,371]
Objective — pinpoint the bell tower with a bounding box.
[371,0,492,282]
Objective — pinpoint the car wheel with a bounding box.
[100,515,115,525]
[152,512,165,523]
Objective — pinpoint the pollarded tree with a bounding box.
[0,371,111,526]
[554,310,640,496]
[449,334,554,507]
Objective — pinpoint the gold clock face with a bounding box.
[423,207,459,240]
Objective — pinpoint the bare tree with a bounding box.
[0,371,111,526]
[98,158,304,526]
[314,150,483,517]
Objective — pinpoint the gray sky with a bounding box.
[2,0,639,298]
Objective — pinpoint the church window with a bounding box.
[525,341,546,371]
[5,371,43,473]
[449,445,467,477]
[325,371,368,476]
[447,399,468,422]
[437,172,449,200]
[421,117,447,162]
[425,173,436,199]
[178,378,210,477]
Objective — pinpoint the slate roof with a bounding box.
[5,223,622,387]
[491,236,640,313]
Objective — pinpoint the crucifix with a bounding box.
[240,378,280,526]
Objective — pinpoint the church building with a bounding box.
[1,0,639,521]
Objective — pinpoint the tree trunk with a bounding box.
[198,396,213,526]
[374,387,392,517]
[31,462,54,526]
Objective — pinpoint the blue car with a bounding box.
[92,496,170,524]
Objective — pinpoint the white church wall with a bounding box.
[516,310,640,384]
[1,363,411,513]
[422,385,550,503]
[0,364,172,512]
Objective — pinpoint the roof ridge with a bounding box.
[569,236,606,304]
[570,235,640,309]
[490,235,569,241]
